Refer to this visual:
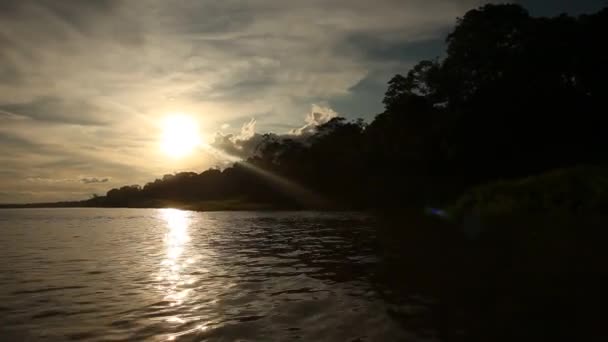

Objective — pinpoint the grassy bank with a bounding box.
[447,166,608,220]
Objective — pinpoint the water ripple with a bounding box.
[12,286,87,295]
[0,208,417,341]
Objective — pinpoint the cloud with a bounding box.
[211,104,340,159]
[237,118,257,141]
[211,119,268,159]
[23,176,109,185]
[0,0,481,121]
[25,177,74,184]
[80,177,110,184]
[515,0,607,16]
[290,104,339,135]
[0,97,112,126]
[0,128,155,203]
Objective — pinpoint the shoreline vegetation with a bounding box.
[3,164,607,218]
[0,198,300,211]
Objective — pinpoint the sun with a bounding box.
[160,115,202,158]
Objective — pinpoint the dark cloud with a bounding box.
[0,0,142,93]
[195,76,278,101]
[80,177,110,184]
[515,0,607,16]
[0,58,22,84]
[339,34,446,63]
[0,0,125,31]
[0,97,111,126]
[0,131,67,164]
[160,1,255,36]
[0,132,42,151]
[329,74,387,120]
[0,0,121,13]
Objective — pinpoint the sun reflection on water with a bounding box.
[157,208,214,340]
[158,208,192,306]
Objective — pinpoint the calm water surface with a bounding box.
[0,209,428,341]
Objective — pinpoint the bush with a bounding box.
[448,165,608,219]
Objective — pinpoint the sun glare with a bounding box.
[161,115,201,158]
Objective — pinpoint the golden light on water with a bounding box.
[158,208,212,341]
[159,208,191,305]
[163,208,190,251]
[160,115,202,158]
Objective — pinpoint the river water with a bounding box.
[0,208,434,341]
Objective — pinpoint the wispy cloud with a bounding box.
[80,177,110,184]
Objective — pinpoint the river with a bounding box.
[0,208,433,341]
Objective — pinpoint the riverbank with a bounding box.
[4,166,607,216]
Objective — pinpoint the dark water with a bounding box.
[0,208,431,341]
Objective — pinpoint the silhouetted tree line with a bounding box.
[90,4,608,210]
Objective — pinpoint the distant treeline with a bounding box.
[84,4,607,210]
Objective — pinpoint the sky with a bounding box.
[0,0,605,203]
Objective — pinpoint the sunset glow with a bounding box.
[160,115,201,158]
